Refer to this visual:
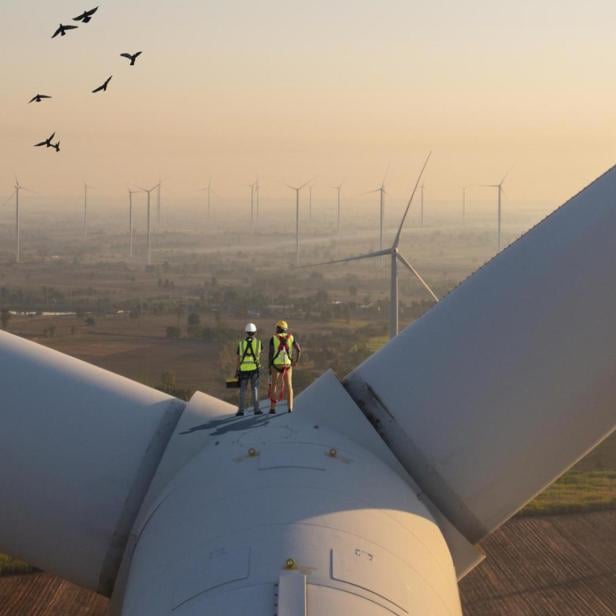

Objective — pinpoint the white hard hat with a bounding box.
[245,322,257,334]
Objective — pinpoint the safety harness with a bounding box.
[239,337,261,372]
[271,333,293,370]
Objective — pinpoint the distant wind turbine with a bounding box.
[247,182,256,229]
[286,179,313,267]
[368,168,388,251]
[137,184,159,265]
[462,186,468,224]
[308,184,313,220]
[481,170,510,251]
[3,177,33,263]
[128,189,139,258]
[303,154,437,339]
[333,184,342,234]
[83,183,93,239]
[201,179,213,218]
[156,180,162,226]
[255,178,260,221]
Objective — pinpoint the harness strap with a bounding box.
[240,338,260,368]
[271,334,292,365]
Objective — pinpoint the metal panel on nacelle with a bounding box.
[345,165,616,544]
[0,330,184,593]
[118,391,461,615]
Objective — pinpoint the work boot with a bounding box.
[235,410,245,417]
[288,408,293,413]
[255,410,263,415]
[269,407,276,415]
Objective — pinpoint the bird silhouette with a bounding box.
[29,94,51,103]
[92,75,112,93]
[73,7,98,23]
[52,24,78,38]
[51,142,61,153]
[34,132,56,148]
[120,51,142,66]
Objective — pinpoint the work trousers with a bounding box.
[239,370,260,414]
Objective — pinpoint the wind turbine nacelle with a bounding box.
[114,377,463,616]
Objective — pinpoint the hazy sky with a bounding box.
[2,1,616,211]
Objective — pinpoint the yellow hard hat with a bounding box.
[276,320,288,331]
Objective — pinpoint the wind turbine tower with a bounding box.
[157,181,162,226]
[207,180,212,218]
[248,182,256,229]
[5,177,30,263]
[334,184,342,234]
[369,170,388,251]
[308,184,313,221]
[83,183,93,239]
[482,171,509,251]
[306,154,437,338]
[286,179,312,267]
[201,180,213,219]
[138,184,159,266]
[255,178,260,221]
[128,189,139,258]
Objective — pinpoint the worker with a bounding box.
[268,320,301,414]
[235,322,263,416]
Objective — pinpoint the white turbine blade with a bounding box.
[345,164,616,546]
[381,162,390,187]
[2,192,16,207]
[397,252,439,302]
[301,248,391,269]
[0,329,185,592]
[298,177,315,191]
[392,151,432,249]
[500,166,513,186]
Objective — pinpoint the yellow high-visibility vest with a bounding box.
[238,338,262,372]
[272,334,294,367]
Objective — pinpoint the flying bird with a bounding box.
[120,51,142,66]
[73,7,98,23]
[34,133,56,148]
[51,142,61,153]
[52,24,78,38]
[28,94,51,103]
[92,75,112,93]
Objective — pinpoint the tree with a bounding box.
[187,312,201,327]
[166,326,181,338]
[1,309,11,330]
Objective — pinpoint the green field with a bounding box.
[0,554,35,576]
[520,470,616,516]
